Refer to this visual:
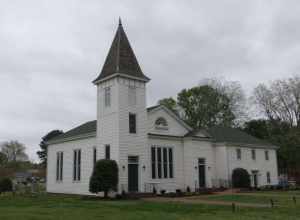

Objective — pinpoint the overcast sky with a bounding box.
[1,0,300,161]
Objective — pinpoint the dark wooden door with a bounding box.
[128,163,138,192]
[198,165,206,188]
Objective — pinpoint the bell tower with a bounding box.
[93,19,150,192]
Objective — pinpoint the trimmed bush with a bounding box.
[232,168,251,188]
[0,178,13,193]
[89,159,118,198]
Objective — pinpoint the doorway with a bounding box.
[198,158,206,188]
[128,156,139,192]
[252,170,259,188]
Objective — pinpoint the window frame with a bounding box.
[105,144,110,160]
[104,87,111,107]
[56,151,63,182]
[236,148,242,160]
[265,150,269,161]
[129,113,137,134]
[251,149,256,160]
[73,149,81,182]
[151,146,174,179]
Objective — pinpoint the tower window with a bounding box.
[104,87,111,107]
[128,86,136,105]
[265,150,269,161]
[251,149,256,160]
[236,149,241,160]
[129,113,136,133]
[105,145,110,159]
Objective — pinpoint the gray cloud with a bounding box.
[1,0,300,161]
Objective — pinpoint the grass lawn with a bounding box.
[203,193,296,205]
[0,193,300,220]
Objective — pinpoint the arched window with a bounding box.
[155,117,168,129]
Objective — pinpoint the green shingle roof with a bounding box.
[50,120,96,142]
[206,126,273,146]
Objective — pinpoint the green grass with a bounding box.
[0,193,299,220]
[204,194,297,205]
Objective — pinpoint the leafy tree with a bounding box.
[232,168,250,188]
[0,178,13,193]
[1,141,28,162]
[0,152,8,166]
[243,119,270,140]
[89,159,119,198]
[177,85,235,129]
[37,130,63,166]
[158,97,177,113]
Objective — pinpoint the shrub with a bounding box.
[0,178,13,193]
[232,168,251,188]
[89,159,118,198]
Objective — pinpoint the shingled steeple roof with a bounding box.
[93,19,150,84]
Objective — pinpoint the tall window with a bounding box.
[93,147,97,167]
[265,150,269,161]
[151,147,156,179]
[151,146,174,179]
[129,113,136,133]
[251,149,256,160]
[56,152,63,181]
[169,148,173,178]
[105,145,110,159]
[266,172,271,184]
[128,86,136,105]
[104,87,111,107]
[73,149,81,181]
[157,147,162,178]
[163,148,168,178]
[236,149,241,160]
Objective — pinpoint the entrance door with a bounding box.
[198,158,206,188]
[252,170,258,188]
[128,156,139,192]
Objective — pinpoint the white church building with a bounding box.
[46,21,279,195]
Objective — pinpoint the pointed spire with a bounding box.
[93,20,150,84]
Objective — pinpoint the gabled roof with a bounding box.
[206,126,275,147]
[93,19,150,84]
[147,105,193,131]
[49,120,96,143]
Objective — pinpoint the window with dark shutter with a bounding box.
[157,147,162,179]
[163,148,168,178]
[129,113,136,133]
[151,147,156,179]
[251,149,256,160]
[265,150,269,161]
[73,149,81,181]
[105,145,110,159]
[169,148,173,178]
[93,147,97,167]
[56,152,63,181]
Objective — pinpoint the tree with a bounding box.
[201,78,248,126]
[0,152,8,166]
[253,75,300,128]
[89,159,119,198]
[37,130,63,166]
[158,97,177,113]
[1,141,28,162]
[243,119,270,140]
[177,85,235,129]
[0,178,13,193]
[232,168,250,188]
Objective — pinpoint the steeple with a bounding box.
[93,19,150,84]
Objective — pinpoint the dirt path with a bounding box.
[143,196,270,208]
